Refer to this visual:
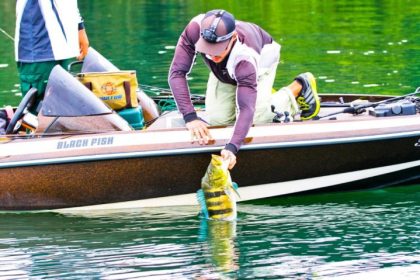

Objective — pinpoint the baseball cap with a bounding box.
[195,10,236,56]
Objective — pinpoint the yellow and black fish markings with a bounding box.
[197,154,239,221]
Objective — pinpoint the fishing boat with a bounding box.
[1,49,419,212]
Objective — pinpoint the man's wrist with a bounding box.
[184,112,198,123]
[224,143,238,154]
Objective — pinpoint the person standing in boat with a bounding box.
[169,10,320,169]
[14,0,89,113]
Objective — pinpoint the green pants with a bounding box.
[17,59,72,114]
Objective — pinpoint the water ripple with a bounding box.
[0,186,419,279]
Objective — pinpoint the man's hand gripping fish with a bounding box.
[197,154,239,221]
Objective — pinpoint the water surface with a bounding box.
[1,185,419,279]
[1,0,419,106]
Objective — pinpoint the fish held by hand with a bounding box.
[197,154,239,221]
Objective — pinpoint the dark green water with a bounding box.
[0,0,419,278]
[1,0,420,106]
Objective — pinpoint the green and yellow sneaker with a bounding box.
[295,72,320,120]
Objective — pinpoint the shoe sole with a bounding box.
[300,72,321,120]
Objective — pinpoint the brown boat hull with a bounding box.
[1,124,419,210]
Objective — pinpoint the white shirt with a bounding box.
[15,0,83,62]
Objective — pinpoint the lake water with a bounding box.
[1,186,419,279]
[0,0,419,279]
[1,0,420,106]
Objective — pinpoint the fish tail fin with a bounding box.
[231,182,241,199]
[196,189,209,219]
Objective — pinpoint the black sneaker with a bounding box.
[295,72,320,120]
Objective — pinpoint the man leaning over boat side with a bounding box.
[168,9,320,169]
[14,0,89,114]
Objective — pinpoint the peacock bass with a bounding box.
[197,154,239,221]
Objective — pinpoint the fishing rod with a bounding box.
[0,27,14,42]
[141,84,205,103]
[317,87,420,119]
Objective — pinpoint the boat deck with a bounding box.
[147,106,404,130]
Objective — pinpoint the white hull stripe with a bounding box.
[1,131,419,169]
[1,116,419,158]
[53,159,420,213]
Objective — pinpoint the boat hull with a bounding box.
[1,125,419,210]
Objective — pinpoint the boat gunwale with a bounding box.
[1,129,419,169]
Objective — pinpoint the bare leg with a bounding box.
[285,80,303,97]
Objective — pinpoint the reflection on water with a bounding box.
[198,219,239,278]
[1,185,419,279]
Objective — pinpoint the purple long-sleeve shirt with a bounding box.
[168,15,274,153]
